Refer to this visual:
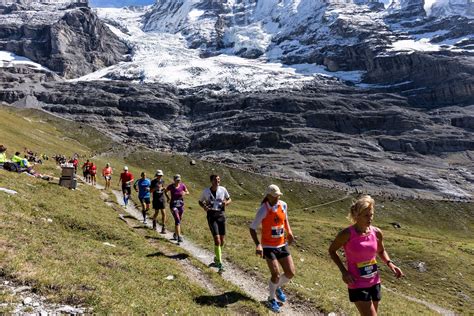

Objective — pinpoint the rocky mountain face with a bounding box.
[1,68,472,199]
[0,2,129,78]
[0,0,472,199]
[141,0,474,106]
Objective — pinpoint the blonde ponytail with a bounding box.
[347,195,375,223]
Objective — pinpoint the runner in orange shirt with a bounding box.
[102,163,113,190]
[249,184,295,313]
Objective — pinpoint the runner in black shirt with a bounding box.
[150,170,166,233]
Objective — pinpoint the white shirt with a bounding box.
[249,200,288,231]
[199,186,230,211]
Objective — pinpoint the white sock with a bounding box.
[269,280,278,300]
[277,274,290,288]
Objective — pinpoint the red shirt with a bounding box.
[120,171,134,184]
[89,165,97,175]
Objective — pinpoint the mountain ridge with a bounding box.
[0,0,472,200]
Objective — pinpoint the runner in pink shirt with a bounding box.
[329,195,404,316]
[165,174,189,243]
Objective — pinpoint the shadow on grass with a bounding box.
[146,251,189,260]
[194,291,252,308]
[132,225,149,230]
[144,235,160,240]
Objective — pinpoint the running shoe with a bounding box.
[177,236,183,243]
[216,263,225,273]
[267,298,280,313]
[276,287,287,303]
[209,257,219,267]
[143,219,147,225]
[172,233,177,240]
[160,227,166,234]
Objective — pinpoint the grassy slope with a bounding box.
[0,106,265,314]
[0,105,473,314]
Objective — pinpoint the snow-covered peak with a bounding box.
[89,0,155,7]
[429,0,474,17]
[81,0,472,92]
[387,0,426,17]
[0,51,51,71]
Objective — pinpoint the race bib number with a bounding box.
[271,225,284,238]
[211,200,223,211]
[357,259,378,278]
[172,200,183,208]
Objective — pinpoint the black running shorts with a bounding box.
[153,197,165,210]
[122,184,131,195]
[348,283,381,302]
[139,197,151,205]
[263,245,290,260]
[207,211,226,236]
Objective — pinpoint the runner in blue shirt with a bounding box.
[134,172,151,224]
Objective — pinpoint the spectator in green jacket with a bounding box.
[0,145,7,167]
[12,152,31,169]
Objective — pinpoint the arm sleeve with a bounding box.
[199,189,207,202]
[281,201,288,220]
[250,205,267,230]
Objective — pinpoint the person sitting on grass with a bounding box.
[11,151,33,173]
[0,145,7,168]
[329,195,404,316]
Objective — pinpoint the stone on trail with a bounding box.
[390,222,402,229]
[0,187,18,195]
[23,297,32,305]
[165,275,175,280]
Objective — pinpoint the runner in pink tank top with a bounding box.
[344,225,381,290]
[329,196,404,316]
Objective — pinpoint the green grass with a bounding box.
[0,105,473,314]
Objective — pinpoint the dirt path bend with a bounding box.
[382,286,455,316]
[81,178,455,316]
[109,189,310,315]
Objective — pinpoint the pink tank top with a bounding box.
[343,225,381,289]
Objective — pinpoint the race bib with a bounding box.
[172,200,183,208]
[271,225,284,238]
[357,259,378,279]
[211,199,223,211]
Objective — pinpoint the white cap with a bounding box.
[156,169,164,176]
[174,174,181,181]
[123,166,128,171]
[265,184,282,197]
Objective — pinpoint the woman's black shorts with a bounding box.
[348,283,381,302]
[153,197,165,210]
[263,245,290,260]
[207,211,226,236]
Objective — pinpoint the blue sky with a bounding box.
[89,0,155,7]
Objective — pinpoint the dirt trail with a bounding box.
[81,178,456,316]
[109,189,309,315]
[382,286,455,316]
